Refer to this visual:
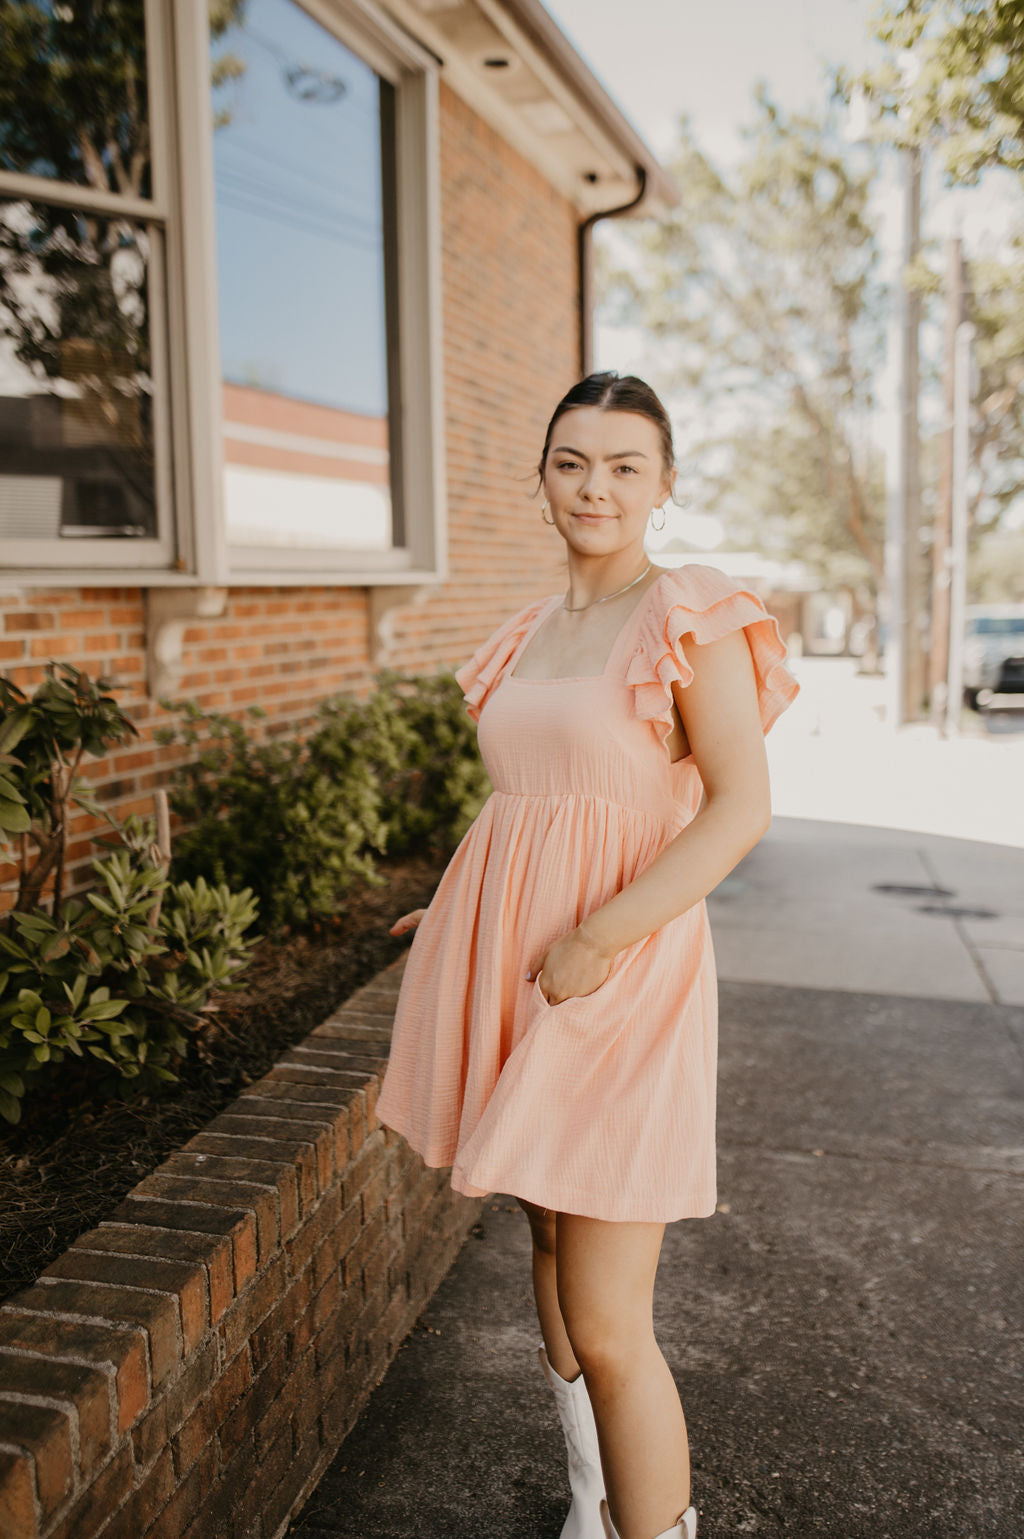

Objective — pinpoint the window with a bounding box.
[211,0,400,560]
[0,0,174,567]
[0,0,444,585]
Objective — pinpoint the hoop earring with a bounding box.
[541,501,555,526]
[650,505,666,532]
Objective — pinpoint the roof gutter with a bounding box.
[577,164,648,377]
[495,0,678,211]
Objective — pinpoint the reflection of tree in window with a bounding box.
[0,200,155,536]
[0,0,245,539]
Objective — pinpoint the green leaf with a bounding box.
[0,1087,21,1124]
[81,999,129,1022]
[0,798,31,834]
[0,709,32,755]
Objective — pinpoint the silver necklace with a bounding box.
[562,562,653,613]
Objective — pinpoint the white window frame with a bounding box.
[2,0,447,589]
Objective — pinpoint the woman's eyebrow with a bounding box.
[551,445,649,459]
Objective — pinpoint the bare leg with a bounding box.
[518,1197,580,1381]
[556,1214,689,1539]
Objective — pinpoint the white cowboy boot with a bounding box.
[599,1496,697,1539]
[538,1344,606,1539]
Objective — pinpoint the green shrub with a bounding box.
[372,668,490,858]
[157,693,396,930]
[158,667,489,932]
[0,664,259,1125]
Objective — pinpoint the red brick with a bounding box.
[131,1175,279,1266]
[75,1225,235,1328]
[313,1012,395,1040]
[310,1199,362,1293]
[178,1434,255,1539]
[129,1337,218,1473]
[220,1097,346,1174]
[184,1130,321,1211]
[282,1043,388,1075]
[146,1438,219,1539]
[170,1392,219,1480]
[216,1253,287,1362]
[240,1077,355,1114]
[6,1280,180,1388]
[0,1446,35,1539]
[0,1351,112,1477]
[42,1251,209,1356]
[92,1446,174,1539]
[340,1127,387,1208]
[282,1186,341,1279]
[110,1196,258,1295]
[249,1268,312,1372]
[209,1344,252,1433]
[0,1311,149,1434]
[45,1443,134,1539]
[0,1399,72,1521]
[217,1342,288,1464]
[162,1151,299,1241]
[4,611,54,631]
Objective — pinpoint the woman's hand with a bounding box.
[389,909,426,938]
[530,927,616,1005]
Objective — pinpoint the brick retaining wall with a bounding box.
[0,952,482,1539]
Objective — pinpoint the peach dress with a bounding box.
[375,563,799,1222]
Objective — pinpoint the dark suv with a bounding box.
[962,606,1024,708]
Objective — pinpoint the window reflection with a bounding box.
[0,200,156,539]
[0,0,151,198]
[210,0,396,551]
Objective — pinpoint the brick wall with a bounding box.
[0,952,481,1539]
[0,79,579,900]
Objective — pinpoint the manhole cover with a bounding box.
[916,904,999,921]
[872,883,955,899]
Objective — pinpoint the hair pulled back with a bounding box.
[536,371,676,488]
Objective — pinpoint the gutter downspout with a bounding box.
[578,164,647,377]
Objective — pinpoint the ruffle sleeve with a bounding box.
[624,563,799,749]
[453,598,550,723]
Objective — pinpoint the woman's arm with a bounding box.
[535,628,771,997]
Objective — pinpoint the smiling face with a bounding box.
[541,406,674,559]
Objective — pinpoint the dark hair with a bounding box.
[535,371,676,487]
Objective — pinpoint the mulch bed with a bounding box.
[0,853,446,1305]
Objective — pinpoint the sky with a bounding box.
[544,0,881,169]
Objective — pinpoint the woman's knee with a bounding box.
[518,1197,557,1256]
[559,1300,655,1378]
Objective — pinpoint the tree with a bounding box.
[839,2,1024,585]
[844,0,1024,183]
[602,92,887,628]
[0,0,248,510]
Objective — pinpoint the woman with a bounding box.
[377,372,799,1539]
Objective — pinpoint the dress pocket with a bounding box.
[531,938,643,1011]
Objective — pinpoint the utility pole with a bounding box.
[945,321,975,737]
[930,237,967,725]
[887,142,925,726]
[901,143,927,723]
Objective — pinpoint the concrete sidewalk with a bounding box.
[286,817,1024,1538]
